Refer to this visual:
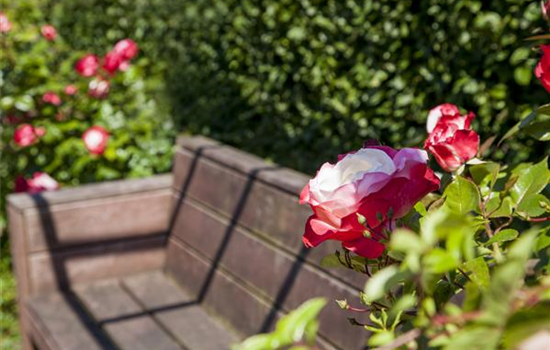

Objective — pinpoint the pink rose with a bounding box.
[535,45,550,93]
[113,39,138,60]
[0,12,11,33]
[15,172,59,193]
[300,144,440,258]
[88,78,110,99]
[82,126,109,155]
[41,25,57,41]
[75,54,100,77]
[42,91,61,106]
[14,124,45,147]
[102,51,124,75]
[64,85,78,95]
[424,104,479,172]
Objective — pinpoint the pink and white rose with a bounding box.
[42,91,61,106]
[300,144,440,258]
[88,78,110,99]
[14,124,45,147]
[41,24,57,41]
[75,54,100,77]
[0,12,11,33]
[82,126,109,155]
[15,172,59,193]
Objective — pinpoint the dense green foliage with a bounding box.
[0,0,175,228]
[51,0,547,173]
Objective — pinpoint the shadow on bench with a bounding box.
[8,136,369,350]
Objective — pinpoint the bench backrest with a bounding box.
[165,136,368,350]
[7,176,172,299]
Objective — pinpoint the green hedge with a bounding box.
[50,0,548,173]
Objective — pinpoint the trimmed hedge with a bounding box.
[53,0,548,173]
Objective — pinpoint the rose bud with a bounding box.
[82,126,109,155]
[300,144,440,258]
[42,91,61,106]
[41,24,57,41]
[0,12,11,33]
[15,172,59,193]
[424,103,480,172]
[102,51,124,75]
[88,78,110,99]
[113,39,138,60]
[75,54,100,77]
[14,124,42,147]
[535,45,550,93]
[64,84,78,95]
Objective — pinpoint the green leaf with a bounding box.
[489,196,514,218]
[513,66,531,86]
[463,257,490,290]
[523,120,550,141]
[443,326,501,350]
[14,95,35,112]
[517,194,550,218]
[485,229,519,246]
[274,298,326,344]
[424,249,459,274]
[499,111,537,145]
[510,158,550,211]
[501,305,550,349]
[469,162,500,189]
[390,229,427,254]
[444,176,480,214]
[363,266,409,302]
[482,230,538,325]
[233,334,275,350]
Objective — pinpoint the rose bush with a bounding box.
[0,2,175,234]
[236,5,550,350]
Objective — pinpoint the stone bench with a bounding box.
[8,135,368,350]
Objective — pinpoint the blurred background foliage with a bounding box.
[51,0,547,173]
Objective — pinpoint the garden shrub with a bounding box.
[51,0,547,173]
[0,0,175,232]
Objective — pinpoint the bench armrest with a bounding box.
[8,174,173,297]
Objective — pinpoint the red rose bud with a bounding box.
[424,104,480,172]
[15,172,59,193]
[75,54,100,77]
[102,51,124,74]
[535,45,550,93]
[0,12,11,33]
[64,85,78,95]
[113,39,138,60]
[88,78,110,99]
[82,126,109,155]
[14,124,43,147]
[300,145,439,258]
[42,91,61,106]
[41,24,57,41]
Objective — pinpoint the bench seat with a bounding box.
[26,271,239,350]
[9,135,369,350]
